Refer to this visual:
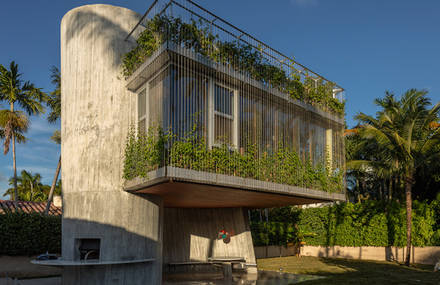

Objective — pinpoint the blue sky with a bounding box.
[0,0,439,197]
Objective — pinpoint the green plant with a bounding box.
[123,126,167,180]
[123,127,344,193]
[352,89,440,265]
[0,213,61,255]
[250,221,297,246]
[250,200,440,247]
[122,15,345,117]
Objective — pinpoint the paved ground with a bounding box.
[0,256,61,279]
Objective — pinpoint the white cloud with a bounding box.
[291,0,318,7]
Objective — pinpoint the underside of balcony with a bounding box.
[124,167,345,208]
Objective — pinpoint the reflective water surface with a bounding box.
[163,270,324,284]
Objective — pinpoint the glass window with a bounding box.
[138,89,147,134]
[149,72,166,128]
[214,84,234,144]
[169,66,207,140]
[214,84,233,115]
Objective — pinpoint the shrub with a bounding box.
[0,213,61,255]
[123,128,344,193]
[251,200,440,247]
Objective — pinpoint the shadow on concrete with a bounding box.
[162,208,252,272]
[62,5,139,70]
[60,214,161,284]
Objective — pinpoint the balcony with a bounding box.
[122,0,346,207]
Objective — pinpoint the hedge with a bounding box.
[251,199,440,247]
[0,213,61,255]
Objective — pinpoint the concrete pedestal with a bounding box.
[61,5,163,284]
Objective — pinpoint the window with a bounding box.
[210,83,238,147]
[75,238,100,261]
[138,89,147,134]
[137,69,168,134]
[148,71,166,127]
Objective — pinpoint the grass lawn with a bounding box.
[257,256,440,285]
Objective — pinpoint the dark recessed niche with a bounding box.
[75,238,101,261]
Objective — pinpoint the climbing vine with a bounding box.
[123,127,344,193]
[122,15,345,116]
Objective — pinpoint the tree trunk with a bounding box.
[388,177,393,201]
[30,180,33,201]
[404,171,414,266]
[10,103,18,202]
[12,133,18,202]
[45,155,61,215]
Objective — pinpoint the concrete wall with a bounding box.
[300,246,440,265]
[254,245,298,259]
[61,4,163,284]
[163,208,256,273]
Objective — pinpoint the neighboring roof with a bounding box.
[0,200,62,216]
[344,128,358,136]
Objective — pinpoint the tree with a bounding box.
[45,66,61,215]
[4,170,46,202]
[0,61,46,202]
[0,110,29,201]
[353,89,440,265]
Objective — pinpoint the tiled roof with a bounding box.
[0,200,62,216]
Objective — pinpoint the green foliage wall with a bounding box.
[123,127,166,180]
[0,213,61,255]
[122,15,345,116]
[123,128,344,193]
[251,200,440,247]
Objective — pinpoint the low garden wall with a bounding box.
[254,245,440,265]
[302,245,440,265]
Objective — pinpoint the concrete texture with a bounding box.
[254,246,298,259]
[163,208,256,273]
[301,245,440,265]
[61,4,163,284]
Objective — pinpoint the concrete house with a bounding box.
[43,0,346,284]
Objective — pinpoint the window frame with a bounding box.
[136,67,168,135]
[137,86,148,134]
[208,79,239,148]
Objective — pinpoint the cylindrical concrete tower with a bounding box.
[61,4,162,284]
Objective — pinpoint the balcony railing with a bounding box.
[123,126,344,194]
[123,0,345,117]
[122,0,346,199]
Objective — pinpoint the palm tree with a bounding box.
[4,170,46,202]
[0,61,46,202]
[45,66,61,214]
[0,110,29,201]
[354,89,440,266]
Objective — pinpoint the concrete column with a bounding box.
[61,5,163,284]
[163,208,257,274]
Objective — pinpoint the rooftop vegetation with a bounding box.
[123,126,344,193]
[122,15,345,117]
